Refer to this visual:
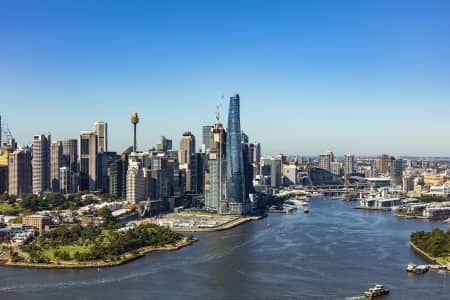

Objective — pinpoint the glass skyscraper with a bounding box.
[226,94,246,215]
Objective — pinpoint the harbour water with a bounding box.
[1,198,449,299]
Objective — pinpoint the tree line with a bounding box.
[411,228,450,258]
[23,223,183,263]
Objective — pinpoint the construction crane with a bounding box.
[216,95,224,123]
[2,120,15,149]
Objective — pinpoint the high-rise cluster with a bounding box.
[0,97,262,216]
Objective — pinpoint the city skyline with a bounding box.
[1,1,450,156]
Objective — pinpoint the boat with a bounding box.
[364,284,389,298]
[406,263,429,274]
[406,263,417,272]
[303,208,309,213]
[414,265,430,274]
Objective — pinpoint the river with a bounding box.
[1,198,449,299]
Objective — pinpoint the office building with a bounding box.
[79,131,98,191]
[8,148,32,197]
[390,157,403,188]
[59,166,77,194]
[63,139,78,172]
[204,123,227,213]
[319,150,334,172]
[344,154,355,175]
[108,153,128,198]
[179,132,196,192]
[202,125,213,153]
[261,156,282,187]
[226,94,247,215]
[0,147,12,194]
[249,142,261,177]
[156,136,172,152]
[330,162,342,177]
[283,164,298,186]
[126,161,146,204]
[379,154,390,175]
[94,121,108,153]
[32,134,51,194]
[50,140,63,192]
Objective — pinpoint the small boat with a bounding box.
[406,263,417,272]
[364,284,389,298]
[414,265,429,274]
[303,208,309,213]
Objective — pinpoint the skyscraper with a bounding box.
[204,123,227,213]
[8,148,32,197]
[260,156,282,187]
[50,140,63,192]
[379,154,390,175]
[202,125,213,153]
[319,150,334,172]
[94,121,108,153]
[126,160,146,204]
[390,157,403,189]
[0,147,11,194]
[79,131,98,191]
[62,139,78,172]
[226,94,247,215]
[179,132,196,192]
[344,154,355,175]
[108,153,128,198]
[32,134,51,194]
[59,166,77,194]
[157,136,172,152]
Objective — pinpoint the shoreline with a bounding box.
[409,241,448,267]
[1,237,197,270]
[173,215,263,232]
[352,206,391,211]
[397,214,429,220]
[0,213,263,269]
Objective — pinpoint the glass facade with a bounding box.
[309,167,343,186]
[226,94,245,214]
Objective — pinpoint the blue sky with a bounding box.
[1,0,449,156]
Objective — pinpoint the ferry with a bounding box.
[364,284,389,298]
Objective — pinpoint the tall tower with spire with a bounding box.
[131,112,139,152]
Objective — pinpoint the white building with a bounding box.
[32,134,51,194]
[344,154,355,175]
[282,165,297,186]
[126,160,146,204]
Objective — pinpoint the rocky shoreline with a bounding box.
[410,241,446,266]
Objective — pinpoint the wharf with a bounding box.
[352,206,391,211]
[173,215,264,232]
[267,207,296,213]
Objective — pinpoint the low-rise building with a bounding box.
[22,215,52,231]
[0,224,36,245]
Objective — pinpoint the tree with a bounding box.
[98,207,113,222]
[21,193,40,211]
